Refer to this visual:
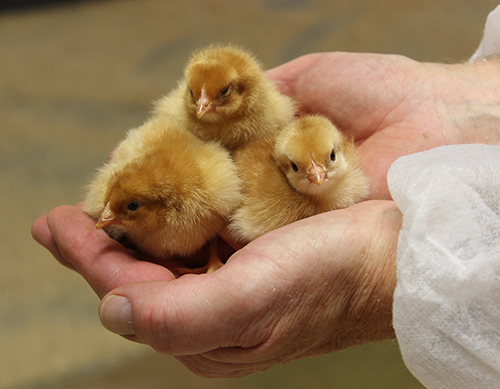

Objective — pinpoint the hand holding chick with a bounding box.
[228,115,368,243]
[154,44,296,150]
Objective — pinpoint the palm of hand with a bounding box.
[32,199,400,377]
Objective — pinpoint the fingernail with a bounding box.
[99,295,135,336]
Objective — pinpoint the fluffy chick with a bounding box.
[154,44,296,150]
[228,115,368,243]
[83,116,242,272]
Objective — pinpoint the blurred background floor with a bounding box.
[1,0,498,388]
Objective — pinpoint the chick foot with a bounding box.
[176,239,224,275]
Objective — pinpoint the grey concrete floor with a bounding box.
[2,0,498,388]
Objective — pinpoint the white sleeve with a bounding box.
[388,145,500,389]
[470,5,500,61]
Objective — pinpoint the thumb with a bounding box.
[98,272,267,356]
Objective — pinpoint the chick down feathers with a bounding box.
[153,44,296,150]
[228,115,368,243]
[83,115,242,259]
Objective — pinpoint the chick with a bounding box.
[83,116,242,272]
[228,115,368,243]
[154,44,296,150]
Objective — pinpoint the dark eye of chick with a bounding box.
[127,201,140,212]
[330,149,336,162]
[220,83,232,99]
[290,161,298,172]
[189,89,195,101]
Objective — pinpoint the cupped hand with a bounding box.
[267,52,500,198]
[31,51,500,378]
[31,201,402,378]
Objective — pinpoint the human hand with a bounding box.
[32,52,500,378]
[31,200,401,378]
[31,204,178,297]
[267,52,500,198]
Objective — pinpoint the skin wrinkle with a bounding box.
[453,104,500,144]
[374,67,433,135]
[198,280,298,364]
[438,62,500,145]
[207,284,263,350]
[362,208,400,321]
[175,286,220,352]
[279,55,324,116]
[185,354,262,379]
[118,282,187,352]
[191,291,291,367]
[69,209,127,270]
[294,288,350,353]
[336,55,411,134]
[327,206,399,347]
[201,238,337,363]
[237,209,380,362]
[153,290,179,354]
[33,214,74,269]
[280,54,425,146]
[282,271,361,357]
[49,208,120,296]
[240,240,302,285]
[98,247,139,289]
[153,281,224,354]
[199,274,273,352]
[420,71,460,146]
[234,288,301,354]
[47,207,94,261]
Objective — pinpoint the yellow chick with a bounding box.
[83,116,242,273]
[228,115,368,243]
[153,44,296,150]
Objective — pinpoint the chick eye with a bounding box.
[127,201,140,212]
[330,149,336,162]
[220,83,232,98]
[189,89,195,100]
[290,161,298,172]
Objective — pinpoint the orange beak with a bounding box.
[96,203,122,229]
[196,87,215,118]
[307,160,326,186]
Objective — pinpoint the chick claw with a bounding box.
[176,239,224,275]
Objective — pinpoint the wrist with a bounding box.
[349,201,401,344]
[438,59,500,145]
[310,201,402,352]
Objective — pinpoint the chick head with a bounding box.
[274,116,351,195]
[96,150,201,234]
[184,44,262,122]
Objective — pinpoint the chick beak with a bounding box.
[196,87,215,118]
[308,161,326,186]
[96,203,122,229]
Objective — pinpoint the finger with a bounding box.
[268,52,419,140]
[31,214,76,270]
[46,205,175,298]
[97,211,345,358]
[174,354,267,379]
[98,248,279,355]
[266,54,324,116]
[269,52,370,129]
[98,278,252,353]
